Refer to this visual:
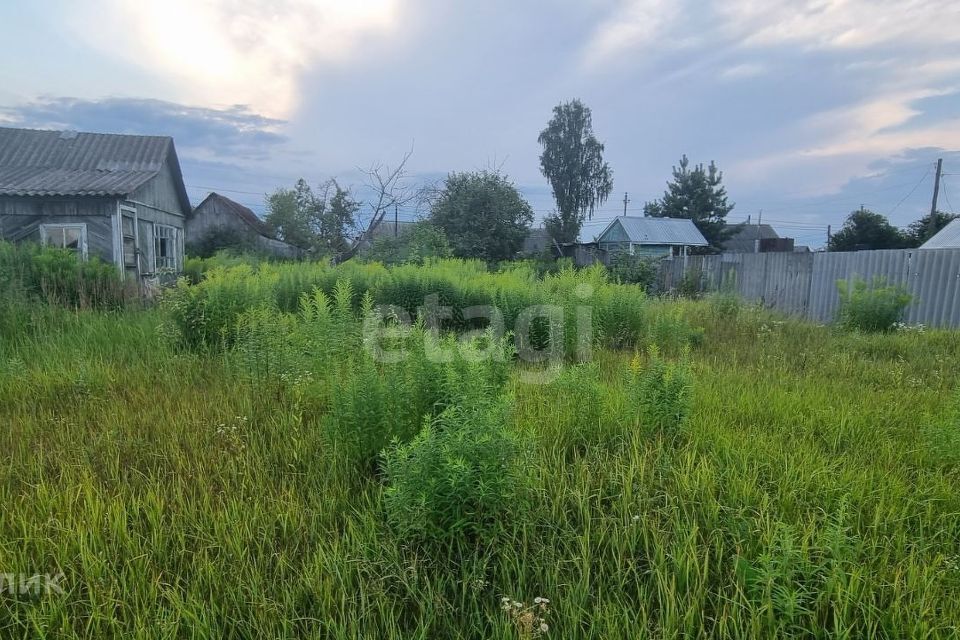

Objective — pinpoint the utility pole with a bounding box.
[929,158,943,237]
[755,209,763,253]
[826,224,832,252]
[622,192,629,216]
[394,204,399,238]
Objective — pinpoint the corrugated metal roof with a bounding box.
[577,219,612,244]
[595,216,709,246]
[921,219,960,249]
[0,127,186,204]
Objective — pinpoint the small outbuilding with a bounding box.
[592,216,709,258]
[0,126,190,281]
[722,223,795,253]
[186,192,304,259]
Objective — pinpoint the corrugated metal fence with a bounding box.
[658,248,960,327]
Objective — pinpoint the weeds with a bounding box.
[1,256,959,638]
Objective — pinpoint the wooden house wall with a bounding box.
[0,197,118,263]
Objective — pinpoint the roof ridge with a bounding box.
[0,125,173,141]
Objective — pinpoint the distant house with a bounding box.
[187,192,304,259]
[522,227,552,255]
[920,219,960,249]
[592,216,709,258]
[0,126,190,280]
[722,223,795,253]
[368,219,418,240]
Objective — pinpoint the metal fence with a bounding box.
[657,248,960,327]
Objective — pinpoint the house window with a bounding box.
[154,225,180,271]
[40,224,87,259]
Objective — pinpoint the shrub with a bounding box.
[382,398,529,548]
[630,346,692,438]
[608,252,657,289]
[837,276,911,332]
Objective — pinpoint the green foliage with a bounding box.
[837,276,912,332]
[677,269,702,298]
[546,362,605,452]
[162,257,659,359]
[429,170,534,262]
[0,240,129,309]
[265,178,358,255]
[364,221,452,265]
[538,99,614,243]
[829,209,907,251]
[382,397,529,548]
[607,251,657,289]
[644,155,735,251]
[631,346,692,437]
[904,210,958,247]
[707,291,742,321]
[2,283,960,637]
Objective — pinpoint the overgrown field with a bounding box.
[2,254,960,638]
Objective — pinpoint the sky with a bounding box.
[2,0,960,249]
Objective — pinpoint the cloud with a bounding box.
[580,0,682,69]
[719,62,766,80]
[718,0,960,51]
[0,96,287,161]
[62,0,401,117]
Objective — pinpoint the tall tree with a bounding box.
[266,179,359,255]
[538,99,613,244]
[265,179,324,250]
[320,180,360,255]
[829,209,906,251]
[644,155,734,251]
[904,210,958,247]
[429,170,534,262]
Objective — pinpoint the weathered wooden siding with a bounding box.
[187,197,304,259]
[128,159,188,227]
[0,197,117,263]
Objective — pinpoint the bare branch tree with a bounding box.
[334,147,415,264]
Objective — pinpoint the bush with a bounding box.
[837,277,911,332]
[382,398,529,548]
[608,252,657,289]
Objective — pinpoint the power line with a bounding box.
[941,176,954,213]
[887,164,933,217]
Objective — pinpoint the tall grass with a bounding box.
[1,258,959,637]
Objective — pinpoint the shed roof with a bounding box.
[593,216,709,246]
[920,219,960,249]
[194,192,273,237]
[0,126,191,213]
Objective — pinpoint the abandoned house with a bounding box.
[187,192,304,259]
[0,126,190,280]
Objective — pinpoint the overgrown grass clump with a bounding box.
[837,276,912,332]
[1,257,960,638]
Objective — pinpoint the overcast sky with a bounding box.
[2,0,960,248]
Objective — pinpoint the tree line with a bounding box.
[245,99,952,264]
